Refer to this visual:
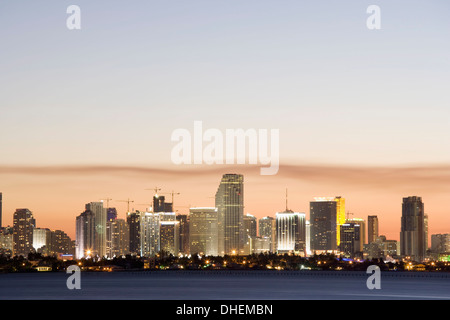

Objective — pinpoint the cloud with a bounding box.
[1,163,450,192]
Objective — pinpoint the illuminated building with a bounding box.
[424,214,429,251]
[159,212,177,222]
[153,195,173,213]
[75,209,95,259]
[140,212,160,257]
[50,230,74,256]
[368,215,379,244]
[243,213,257,254]
[400,196,426,262]
[176,214,190,255]
[189,207,218,256]
[306,220,311,256]
[431,234,450,254]
[275,211,306,255]
[33,228,51,253]
[215,174,244,256]
[363,235,398,260]
[160,220,180,255]
[0,227,13,256]
[0,192,2,228]
[250,236,271,254]
[127,211,141,256]
[259,216,276,253]
[111,219,129,257]
[346,218,366,251]
[339,222,362,257]
[13,208,35,257]
[310,197,345,252]
[85,202,107,258]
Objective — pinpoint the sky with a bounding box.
[1,1,450,241]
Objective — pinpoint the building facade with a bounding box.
[215,174,244,256]
[276,210,306,255]
[400,196,426,261]
[189,207,219,256]
[13,208,35,257]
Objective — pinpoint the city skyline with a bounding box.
[0,170,445,245]
[1,1,450,246]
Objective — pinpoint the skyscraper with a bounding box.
[339,222,362,257]
[140,212,160,257]
[259,216,276,253]
[153,195,173,213]
[106,208,117,258]
[346,218,366,252]
[243,213,257,254]
[0,192,2,228]
[368,215,379,244]
[111,219,129,257]
[400,196,426,261]
[215,174,244,256]
[85,202,107,258]
[75,209,95,259]
[189,207,218,256]
[176,214,190,255]
[127,211,141,256]
[160,221,180,255]
[275,210,306,255]
[310,198,336,252]
[33,228,51,254]
[12,208,35,257]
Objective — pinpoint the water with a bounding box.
[1,270,450,300]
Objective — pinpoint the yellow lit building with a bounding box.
[335,197,346,247]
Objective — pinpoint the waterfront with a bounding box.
[1,270,450,300]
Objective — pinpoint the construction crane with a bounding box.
[160,190,181,206]
[346,211,354,220]
[116,199,134,213]
[136,203,152,212]
[145,187,161,197]
[100,198,113,209]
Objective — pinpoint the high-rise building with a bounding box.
[127,211,141,256]
[105,208,118,258]
[259,216,276,253]
[306,220,311,256]
[431,234,450,254]
[13,209,35,257]
[243,213,257,255]
[215,174,244,256]
[0,227,13,256]
[176,214,190,255]
[400,196,426,261]
[111,219,129,257]
[250,236,271,254]
[160,221,179,255]
[346,218,366,252]
[424,214,429,251]
[85,202,107,258]
[275,210,306,255]
[33,228,51,254]
[367,215,379,244]
[363,235,398,260]
[310,197,345,252]
[0,192,2,228]
[339,222,362,257]
[189,207,219,256]
[140,212,160,257]
[75,209,95,259]
[153,195,173,213]
[50,230,74,256]
[159,212,176,222]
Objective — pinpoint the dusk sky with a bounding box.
[1,1,450,241]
